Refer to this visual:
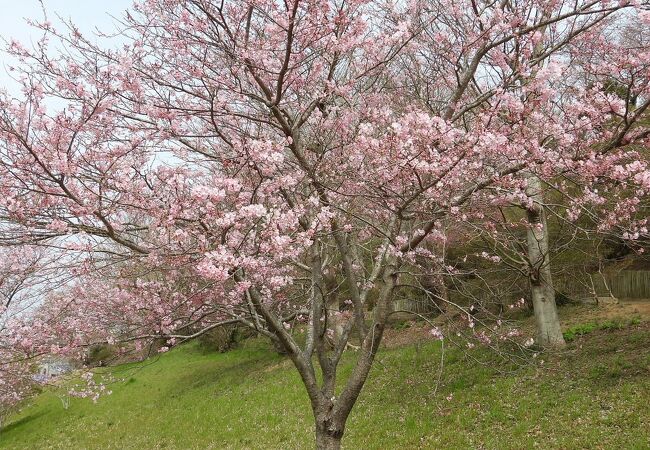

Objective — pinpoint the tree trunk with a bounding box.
[315,425,343,450]
[428,269,448,314]
[525,175,566,348]
[311,262,398,450]
[418,244,447,315]
[529,275,565,347]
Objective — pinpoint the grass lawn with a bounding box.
[1,309,650,449]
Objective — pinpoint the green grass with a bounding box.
[2,323,650,449]
[563,316,642,342]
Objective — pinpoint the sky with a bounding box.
[0,1,139,317]
[0,0,134,94]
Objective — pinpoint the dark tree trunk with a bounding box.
[418,244,448,315]
[315,423,343,450]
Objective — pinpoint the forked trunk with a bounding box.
[525,175,566,348]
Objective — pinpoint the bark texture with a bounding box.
[525,175,566,348]
[315,419,343,450]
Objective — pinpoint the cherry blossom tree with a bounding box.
[1,0,650,447]
[0,247,54,425]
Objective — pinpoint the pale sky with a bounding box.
[0,0,134,94]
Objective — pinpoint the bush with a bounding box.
[85,344,116,367]
[197,325,256,353]
[555,292,576,306]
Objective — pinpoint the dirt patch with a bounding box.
[380,300,650,350]
[616,299,650,316]
[559,300,650,329]
[382,321,436,349]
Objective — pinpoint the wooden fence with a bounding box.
[393,297,438,315]
[593,270,650,299]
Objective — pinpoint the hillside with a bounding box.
[1,304,650,449]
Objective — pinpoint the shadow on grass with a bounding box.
[1,411,47,435]
[169,351,285,396]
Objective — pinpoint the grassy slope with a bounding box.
[2,308,650,449]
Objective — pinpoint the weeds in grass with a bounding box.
[563,317,642,342]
